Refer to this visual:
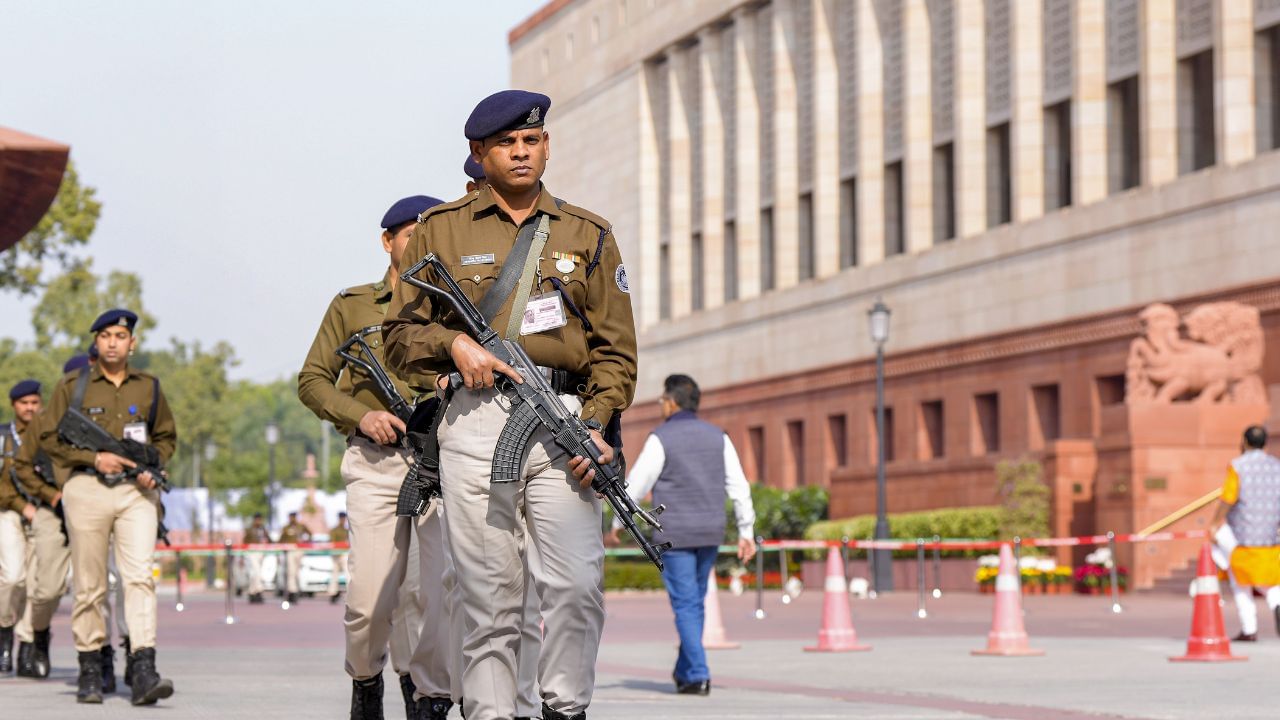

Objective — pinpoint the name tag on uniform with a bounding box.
[461,253,495,266]
[520,292,568,335]
[86,407,105,415]
[122,422,148,444]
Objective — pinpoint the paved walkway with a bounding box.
[2,588,1278,718]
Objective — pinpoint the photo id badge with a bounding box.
[520,292,568,335]
[122,422,149,444]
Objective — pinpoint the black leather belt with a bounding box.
[537,366,588,395]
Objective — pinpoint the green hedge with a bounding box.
[604,560,665,590]
[804,506,1002,557]
[726,485,829,542]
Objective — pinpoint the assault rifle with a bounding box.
[400,254,671,569]
[335,326,442,517]
[56,409,171,493]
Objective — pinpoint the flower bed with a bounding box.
[974,555,1073,594]
[1072,548,1128,594]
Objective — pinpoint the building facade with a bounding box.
[509,0,1280,581]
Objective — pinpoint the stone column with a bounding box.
[812,0,841,277]
[733,7,763,300]
[1139,0,1177,187]
[637,64,662,329]
[903,0,933,253]
[666,47,693,318]
[1215,0,1255,165]
[856,0,885,266]
[772,0,800,288]
[1071,0,1107,206]
[954,0,986,239]
[1010,0,1043,222]
[698,28,726,309]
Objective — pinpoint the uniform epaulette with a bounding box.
[558,202,612,233]
[417,193,474,223]
[339,283,374,298]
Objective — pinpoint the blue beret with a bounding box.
[464,90,550,141]
[381,195,444,229]
[463,155,486,181]
[9,379,41,402]
[88,344,99,360]
[90,308,138,334]
[63,354,91,374]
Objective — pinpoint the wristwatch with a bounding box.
[583,418,604,433]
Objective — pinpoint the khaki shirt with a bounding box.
[383,184,638,428]
[329,524,349,544]
[298,270,434,437]
[278,521,311,545]
[29,366,177,487]
[4,415,61,510]
[243,523,272,544]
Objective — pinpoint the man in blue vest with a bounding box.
[608,374,756,696]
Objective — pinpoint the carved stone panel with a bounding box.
[929,0,955,143]
[877,0,904,160]
[1107,0,1140,82]
[1043,0,1073,104]
[837,0,859,176]
[1177,0,1213,58]
[1259,0,1280,30]
[985,0,1012,125]
[1126,302,1267,405]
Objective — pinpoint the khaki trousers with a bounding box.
[61,473,159,652]
[246,552,265,596]
[0,509,29,628]
[14,507,69,641]
[440,503,543,714]
[341,436,448,698]
[439,388,604,720]
[389,531,424,675]
[285,550,303,594]
[97,548,129,643]
[328,552,349,596]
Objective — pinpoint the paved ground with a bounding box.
[3,585,1278,718]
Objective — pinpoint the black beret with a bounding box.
[463,155,486,181]
[381,195,444,229]
[9,379,41,402]
[90,308,138,334]
[63,354,91,374]
[464,90,551,141]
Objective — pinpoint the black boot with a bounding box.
[287,591,299,605]
[350,675,384,720]
[31,628,51,678]
[0,625,12,673]
[16,641,34,676]
[100,645,116,693]
[77,650,104,704]
[128,647,174,705]
[122,636,132,686]
[541,703,586,720]
[412,697,453,720]
[399,673,416,719]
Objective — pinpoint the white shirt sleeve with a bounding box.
[611,433,665,530]
[724,434,756,540]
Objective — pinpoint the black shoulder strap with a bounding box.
[585,227,607,279]
[149,377,160,434]
[70,367,91,409]
[475,214,544,323]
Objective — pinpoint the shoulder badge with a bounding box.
[614,264,630,294]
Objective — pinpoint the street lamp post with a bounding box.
[204,440,218,588]
[868,297,893,593]
[265,422,280,530]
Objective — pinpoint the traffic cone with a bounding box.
[804,547,871,652]
[972,543,1044,656]
[702,568,740,650]
[1170,542,1247,662]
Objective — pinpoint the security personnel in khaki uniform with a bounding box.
[385,90,638,720]
[298,195,453,720]
[328,510,349,603]
[277,512,311,606]
[26,309,176,705]
[1,380,47,676]
[3,377,73,682]
[242,512,271,603]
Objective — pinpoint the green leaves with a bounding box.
[728,484,830,542]
[0,160,100,295]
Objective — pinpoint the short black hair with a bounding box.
[1244,425,1267,449]
[338,511,347,518]
[663,374,700,412]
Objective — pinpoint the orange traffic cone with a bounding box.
[972,543,1044,656]
[804,547,871,652]
[1170,542,1247,662]
[702,568,740,650]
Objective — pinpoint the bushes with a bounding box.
[603,559,665,590]
[727,485,829,542]
[996,459,1050,541]
[804,506,1003,557]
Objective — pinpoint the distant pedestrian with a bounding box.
[1211,425,1280,642]
[607,374,755,696]
[242,512,271,604]
[278,512,312,606]
[328,511,349,604]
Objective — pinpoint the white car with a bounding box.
[233,547,347,597]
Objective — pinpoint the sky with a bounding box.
[0,0,547,380]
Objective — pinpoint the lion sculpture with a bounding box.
[1125,302,1265,405]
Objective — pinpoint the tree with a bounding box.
[0,340,63,424]
[1,160,100,295]
[996,459,1051,542]
[30,263,153,352]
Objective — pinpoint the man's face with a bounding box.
[252,517,263,527]
[11,395,41,424]
[471,129,549,194]
[382,222,416,270]
[95,327,135,365]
